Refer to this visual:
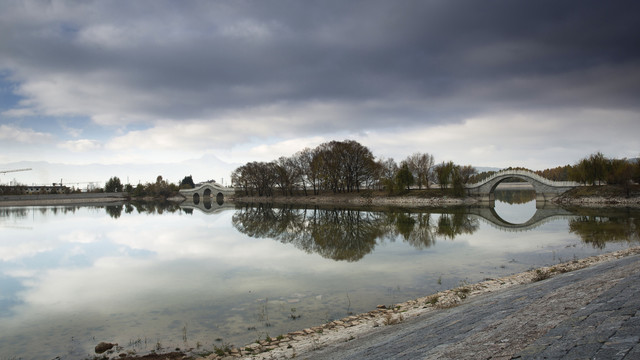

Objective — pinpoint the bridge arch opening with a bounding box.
[203,188,212,199]
[492,183,537,225]
[193,193,200,205]
[216,192,224,205]
[488,176,535,195]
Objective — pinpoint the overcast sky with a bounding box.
[1,0,639,185]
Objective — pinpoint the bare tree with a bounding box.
[458,165,477,184]
[377,157,398,192]
[405,153,435,189]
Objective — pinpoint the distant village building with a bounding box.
[23,185,69,194]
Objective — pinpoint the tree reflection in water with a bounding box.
[232,204,480,261]
[104,201,186,218]
[568,208,640,249]
[493,189,536,204]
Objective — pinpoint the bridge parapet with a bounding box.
[466,169,580,188]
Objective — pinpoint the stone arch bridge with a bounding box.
[465,169,581,205]
[179,182,235,206]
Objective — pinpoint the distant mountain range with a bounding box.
[475,166,502,173]
[0,155,239,188]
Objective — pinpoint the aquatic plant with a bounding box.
[533,269,551,282]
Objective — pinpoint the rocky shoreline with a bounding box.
[554,196,640,207]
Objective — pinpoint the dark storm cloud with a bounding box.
[2,0,640,131]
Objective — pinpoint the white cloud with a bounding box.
[0,124,53,144]
[222,19,278,41]
[58,139,101,152]
[2,108,37,117]
[59,230,101,244]
[357,108,640,169]
[77,24,134,49]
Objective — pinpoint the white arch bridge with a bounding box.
[465,169,581,205]
[179,182,235,206]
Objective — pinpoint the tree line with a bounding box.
[102,175,199,198]
[534,152,640,195]
[231,139,478,197]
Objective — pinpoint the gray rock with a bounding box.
[95,342,115,354]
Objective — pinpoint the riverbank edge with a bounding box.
[197,246,640,360]
[0,194,185,206]
[231,194,640,208]
[1,191,639,208]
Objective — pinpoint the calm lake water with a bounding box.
[1,191,639,359]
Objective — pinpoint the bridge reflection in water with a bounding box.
[468,204,575,232]
[180,199,235,214]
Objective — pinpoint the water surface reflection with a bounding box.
[0,202,639,359]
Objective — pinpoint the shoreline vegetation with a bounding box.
[1,184,639,207]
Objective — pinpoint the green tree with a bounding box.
[180,175,195,189]
[434,161,455,189]
[105,176,123,192]
[452,167,465,197]
[588,152,608,185]
[395,163,414,192]
[132,183,146,197]
[608,159,634,197]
